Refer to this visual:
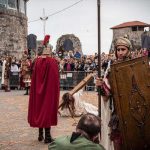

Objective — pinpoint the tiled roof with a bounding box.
[111,21,150,29]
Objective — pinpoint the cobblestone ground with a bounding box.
[0,90,98,150]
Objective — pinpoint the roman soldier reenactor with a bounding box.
[21,51,32,95]
[28,35,60,143]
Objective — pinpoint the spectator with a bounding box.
[64,59,75,71]
[11,61,19,73]
[74,51,81,59]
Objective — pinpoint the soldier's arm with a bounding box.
[95,77,110,101]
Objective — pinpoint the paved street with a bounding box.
[0,90,98,150]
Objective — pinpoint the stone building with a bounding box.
[0,0,29,58]
[56,34,82,56]
[110,21,150,52]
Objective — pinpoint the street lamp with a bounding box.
[97,0,101,117]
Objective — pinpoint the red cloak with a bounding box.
[28,57,59,128]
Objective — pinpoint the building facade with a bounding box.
[110,21,150,52]
[0,0,29,58]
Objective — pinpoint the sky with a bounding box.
[27,0,150,55]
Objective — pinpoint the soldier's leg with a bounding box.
[24,83,29,95]
[44,127,53,143]
[4,79,10,92]
[24,87,28,95]
[38,128,44,141]
[5,85,10,92]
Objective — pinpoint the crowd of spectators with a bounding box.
[0,48,149,90]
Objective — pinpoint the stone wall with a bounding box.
[110,27,150,52]
[0,8,28,58]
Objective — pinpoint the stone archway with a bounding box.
[56,34,82,54]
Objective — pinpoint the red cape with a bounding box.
[28,57,59,128]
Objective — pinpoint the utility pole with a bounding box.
[97,0,101,117]
[40,8,48,37]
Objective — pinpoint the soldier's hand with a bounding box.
[95,77,104,87]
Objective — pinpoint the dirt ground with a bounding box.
[0,90,98,150]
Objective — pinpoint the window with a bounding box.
[0,0,7,8]
[132,26,137,31]
[138,26,144,31]
[8,0,17,9]
[19,0,25,13]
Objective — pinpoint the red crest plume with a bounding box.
[43,35,50,46]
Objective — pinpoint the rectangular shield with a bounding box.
[110,56,150,150]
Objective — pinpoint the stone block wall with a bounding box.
[0,8,28,58]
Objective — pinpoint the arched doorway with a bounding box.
[56,34,82,56]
